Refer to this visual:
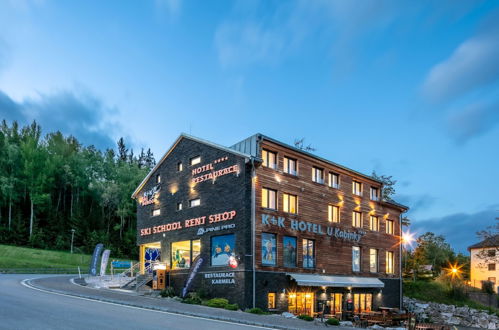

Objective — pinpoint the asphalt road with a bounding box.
[0,274,270,330]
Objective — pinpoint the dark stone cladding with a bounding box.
[136,137,254,308]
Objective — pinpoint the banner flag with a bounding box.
[89,243,104,276]
[100,249,111,276]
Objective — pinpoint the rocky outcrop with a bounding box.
[404,297,499,329]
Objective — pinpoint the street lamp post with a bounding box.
[70,229,76,254]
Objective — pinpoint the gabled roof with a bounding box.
[131,133,252,198]
[468,234,499,250]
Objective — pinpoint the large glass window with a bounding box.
[352,181,362,196]
[352,211,362,228]
[302,239,315,268]
[386,220,394,234]
[312,167,324,184]
[352,246,361,272]
[288,292,314,316]
[262,187,277,209]
[370,249,378,273]
[268,293,276,309]
[328,205,340,223]
[283,193,297,214]
[262,149,277,169]
[284,157,297,175]
[369,216,379,231]
[329,293,343,315]
[353,293,372,313]
[211,234,235,267]
[171,239,201,270]
[386,251,394,274]
[283,236,297,267]
[329,173,340,189]
[262,233,277,266]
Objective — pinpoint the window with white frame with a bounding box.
[386,251,394,274]
[370,249,378,273]
[370,187,380,201]
[177,162,183,172]
[283,193,297,214]
[176,202,182,211]
[189,198,200,207]
[386,219,394,235]
[328,205,340,223]
[262,187,277,209]
[352,211,362,228]
[152,208,161,217]
[312,167,324,184]
[329,172,340,189]
[262,149,277,169]
[353,181,362,196]
[352,246,361,272]
[190,156,201,166]
[369,216,379,231]
[283,156,297,175]
[156,174,161,184]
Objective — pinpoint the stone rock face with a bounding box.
[404,297,499,329]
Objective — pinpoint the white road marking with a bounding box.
[21,278,272,329]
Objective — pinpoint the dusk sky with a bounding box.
[0,0,498,253]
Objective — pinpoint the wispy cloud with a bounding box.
[411,206,499,253]
[0,88,122,149]
[447,100,499,144]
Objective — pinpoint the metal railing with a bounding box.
[0,268,80,274]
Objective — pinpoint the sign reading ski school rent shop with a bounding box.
[191,156,240,184]
[261,214,366,242]
[140,210,237,236]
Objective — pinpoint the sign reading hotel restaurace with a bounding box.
[191,156,240,184]
[261,214,366,242]
[140,210,236,236]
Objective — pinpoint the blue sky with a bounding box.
[0,0,498,253]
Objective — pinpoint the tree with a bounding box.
[473,217,499,266]
[371,171,397,202]
[413,232,453,276]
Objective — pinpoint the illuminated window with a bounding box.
[177,162,183,171]
[352,181,362,196]
[329,173,340,189]
[268,293,276,309]
[312,167,324,184]
[386,251,394,274]
[353,293,372,313]
[352,246,361,272]
[156,174,161,184]
[302,239,315,268]
[262,187,277,209]
[176,202,182,211]
[386,220,394,234]
[328,205,340,223]
[152,208,161,217]
[370,187,379,201]
[190,156,201,166]
[262,149,277,169]
[171,239,201,270]
[283,193,297,214]
[370,249,378,273]
[352,211,362,228]
[489,264,496,271]
[189,198,200,207]
[284,156,297,175]
[369,216,379,231]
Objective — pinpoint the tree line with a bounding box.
[0,120,154,258]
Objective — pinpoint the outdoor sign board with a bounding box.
[111,261,132,268]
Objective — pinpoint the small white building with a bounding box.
[468,235,499,292]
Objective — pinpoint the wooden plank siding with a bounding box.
[254,139,403,279]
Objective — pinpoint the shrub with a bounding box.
[224,303,239,311]
[297,314,314,321]
[326,318,340,325]
[482,281,495,294]
[182,292,202,305]
[205,298,229,308]
[196,287,209,300]
[247,307,265,314]
[159,287,175,298]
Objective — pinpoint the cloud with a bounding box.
[0,89,121,149]
[447,100,499,144]
[395,194,436,214]
[422,33,499,103]
[411,206,499,253]
[154,0,181,19]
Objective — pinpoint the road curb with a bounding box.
[25,277,322,330]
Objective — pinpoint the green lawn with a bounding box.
[0,244,92,270]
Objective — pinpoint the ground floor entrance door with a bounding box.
[139,242,161,274]
[288,292,315,316]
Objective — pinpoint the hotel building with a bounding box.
[469,235,499,293]
[132,133,408,316]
